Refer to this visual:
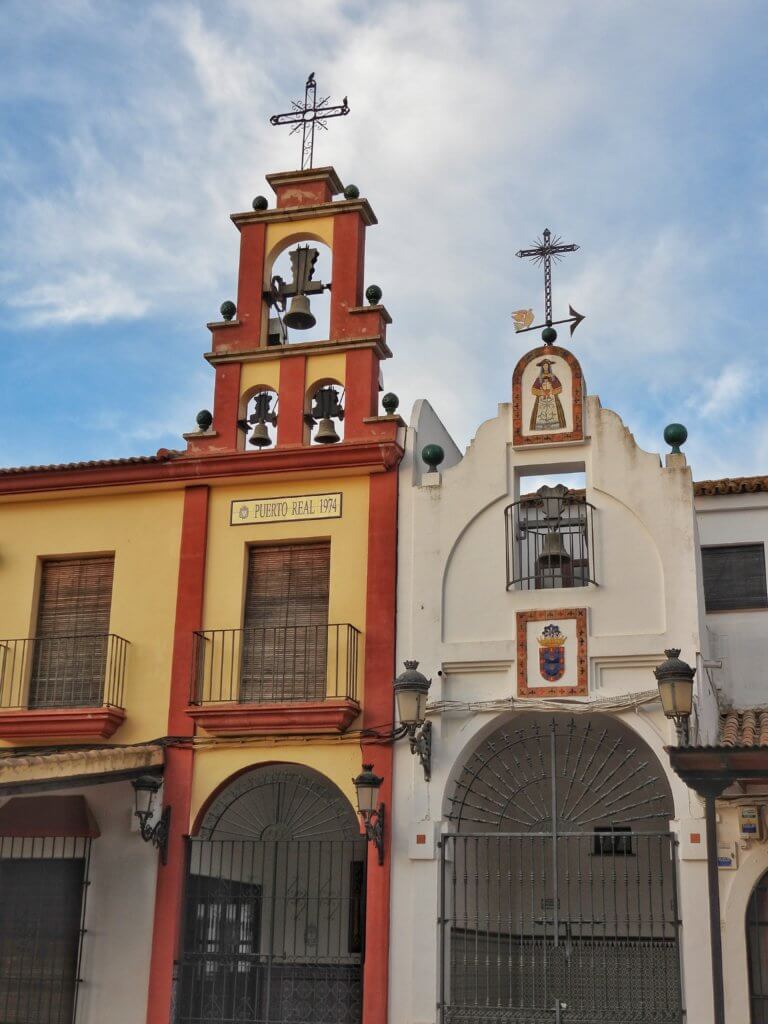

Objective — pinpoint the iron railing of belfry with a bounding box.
[0,634,129,710]
[190,624,361,706]
[505,493,597,591]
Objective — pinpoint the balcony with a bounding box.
[187,624,361,736]
[0,634,129,739]
[505,487,597,591]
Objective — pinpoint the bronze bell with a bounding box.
[249,421,272,448]
[314,417,340,444]
[283,295,316,330]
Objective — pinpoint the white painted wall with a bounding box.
[0,782,159,1024]
[392,381,717,1023]
[695,491,768,709]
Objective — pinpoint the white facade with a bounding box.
[694,482,768,1023]
[391,343,722,1024]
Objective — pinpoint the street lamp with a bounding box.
[353,764,384,865]
[393,660,432,780]
[654,648,695,744]
[131,775,171,864]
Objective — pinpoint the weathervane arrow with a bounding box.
[512,228,585,343]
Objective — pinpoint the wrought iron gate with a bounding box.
[440,716,683,1023]
[176,765,366,1024]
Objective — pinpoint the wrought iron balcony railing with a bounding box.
[0,634,129,710]
[190,624,361,706]
[505,491,597,591]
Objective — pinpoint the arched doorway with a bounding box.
[747,869,768,1022]
[440,714,683,1023]
[177,765,366,1024]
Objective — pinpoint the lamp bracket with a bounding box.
[408,720,432,781]
[362,804,385,865]
[137,805,171,865]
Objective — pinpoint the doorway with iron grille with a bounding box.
[176,764,366,1024]
[440,714,683,1023]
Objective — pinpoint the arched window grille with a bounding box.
[505,484,597,590]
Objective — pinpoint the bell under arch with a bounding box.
[445,711,674,834]
[198,762,360,842]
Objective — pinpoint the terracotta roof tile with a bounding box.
[720,710,768,747]
[0,451,181,475]
[695,475,768,497]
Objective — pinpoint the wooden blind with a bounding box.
[244,543,330,630]
[35,557,115,637]
[241,543,330,703]
[702,544,768,612]
[29,557,114,709]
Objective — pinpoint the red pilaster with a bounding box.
[211,362,242,451]
[361,469,398,1024]
[277,355,307,446]
[234,222,267,347]
[330,212,365,339]
[344,348,379,440]
[146,485,209,1024]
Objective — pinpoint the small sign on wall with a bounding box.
[516,608,588,697]
[230,492,343,526]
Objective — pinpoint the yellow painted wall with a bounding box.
[0,489,183,745]
[189,741,362,832]
[191,474,371,816]
[240,359,281,397]
[202,475,369,634]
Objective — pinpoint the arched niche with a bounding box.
[266,236,332,346]
[238,385,279,450]
[305,377,346,446]
[196,762,360,842]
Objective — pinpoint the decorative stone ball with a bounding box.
[343,184,360,199]
[220,300,237,322]
[422,443,445,471]
[663,423,688,452]
[196,409,213,431]
[252,195,269,211]
[541,326,558,345]
[382,392,399,415]
[365,284,383,306]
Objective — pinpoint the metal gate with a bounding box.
[440,716,683,1023]
[176,765,366,1024]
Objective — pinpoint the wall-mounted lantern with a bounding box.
[393,660,432,780]
[131,775,171,864]
[654,648,695,744]
[353,764,384,865]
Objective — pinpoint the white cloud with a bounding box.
[0,0,765,473]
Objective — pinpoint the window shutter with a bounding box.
[35,557,115,637]
[241,544,330,702]
[29,557,115,708]
[702,545,768,612]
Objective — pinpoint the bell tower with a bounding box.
[184,166,397,458]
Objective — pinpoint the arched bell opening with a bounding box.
[438,713,683,1024]
[266,238,332,347]
[178,764,366,1024]
[238,386,279,450]
[305,379,345,446]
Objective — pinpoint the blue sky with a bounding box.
[1,0,766,478]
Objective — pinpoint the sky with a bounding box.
[0,0,766,479]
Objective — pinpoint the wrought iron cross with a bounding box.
[516,229,579,327]
[269,73,350,170]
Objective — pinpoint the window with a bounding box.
[29,557,115,708]
[241,543,331,702]
[593,826,633,856]
[505,485,596,591]
[701,544,768,612]
[0,855,86,1023]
